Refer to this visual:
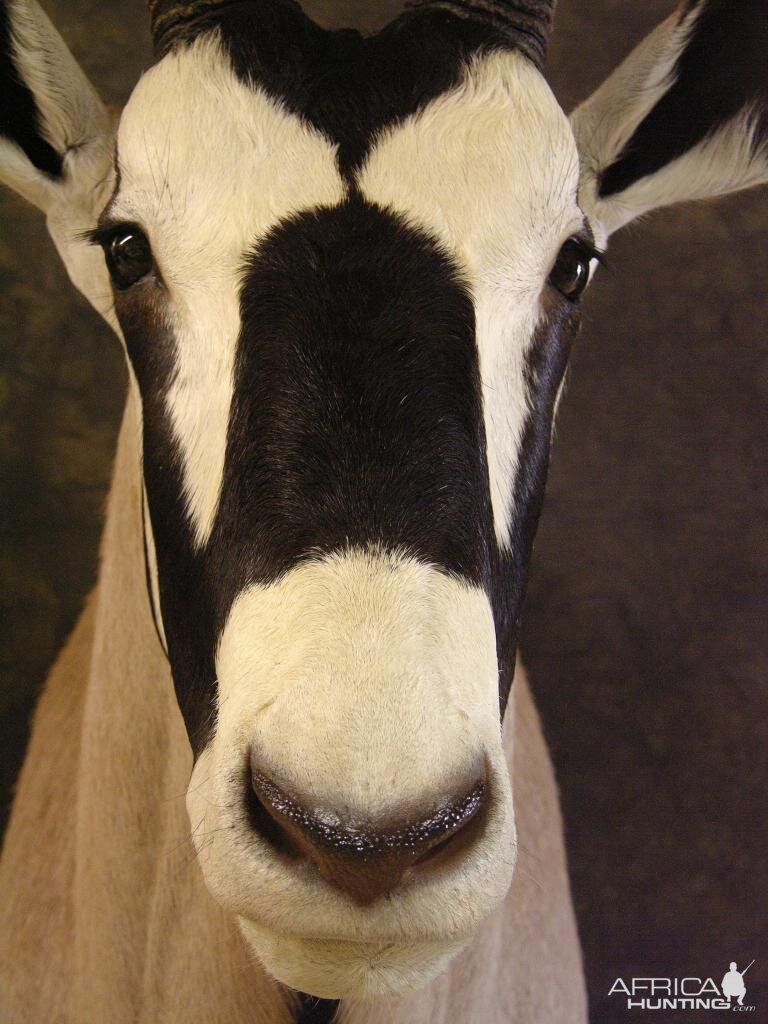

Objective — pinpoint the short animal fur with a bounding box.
[1,1,766,1021]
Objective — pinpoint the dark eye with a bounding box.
[548,238,592,302]
[104,228,153,289]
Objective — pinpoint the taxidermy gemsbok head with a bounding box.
[1,0,766,1004]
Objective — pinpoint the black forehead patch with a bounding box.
[133,197,493,753]
[167,0,519,177]
[116,195,580,751]
[211,196,491,594]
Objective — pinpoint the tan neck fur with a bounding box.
[71,390,294,1022]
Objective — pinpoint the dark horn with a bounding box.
[148,0,245,55]
[407,0,555,67]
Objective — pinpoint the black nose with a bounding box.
[248,762,487,904]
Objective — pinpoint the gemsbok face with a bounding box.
[2,0,767,1002]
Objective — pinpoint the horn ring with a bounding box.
[405,0,554,67]
[148,0,256,55]
[148,0,554,66]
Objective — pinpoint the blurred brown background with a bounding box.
[1,2,765,1021]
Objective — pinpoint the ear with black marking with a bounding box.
[0,0,111,212]
[572,0,768,242]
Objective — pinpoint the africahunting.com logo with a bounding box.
[609,960,756,1012]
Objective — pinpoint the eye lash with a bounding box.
[578,236,608,268]
[79,225,116,247]
[575,211,608,268]
[79,222,143,248]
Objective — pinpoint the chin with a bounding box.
[238,918,469,1000]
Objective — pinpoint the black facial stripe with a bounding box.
[0,1,63,177]
[140,481,169,658]
[212,197,491,591]
[115,203,580,751]
[113,8,577,749]
[600,0,768,198]
[116,198,494,753]
[493,300,580,714]
[174,1,526,179]
[114,286,220,746]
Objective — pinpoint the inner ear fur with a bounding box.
[0,0,110,209]
[572,0,768,240]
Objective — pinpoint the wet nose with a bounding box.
[248,761,487,904]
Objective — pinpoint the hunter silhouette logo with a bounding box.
[609,959,757,1012]
[722,961,754,1007]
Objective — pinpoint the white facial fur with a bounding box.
[188,546,516,999]
[107,38,582,555]
[110,35,345,547]
[107,40,580,998]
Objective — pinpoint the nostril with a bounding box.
[402,781,486,860]
[413,809,481,869]
[247,759,488,903]
[246,778,299,859]
[249,769,346,862]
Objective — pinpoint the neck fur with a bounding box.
[71,388,293,1021]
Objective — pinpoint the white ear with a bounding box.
[1,0,119,322]
[0,0,113,213]
[572,0,768,243]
